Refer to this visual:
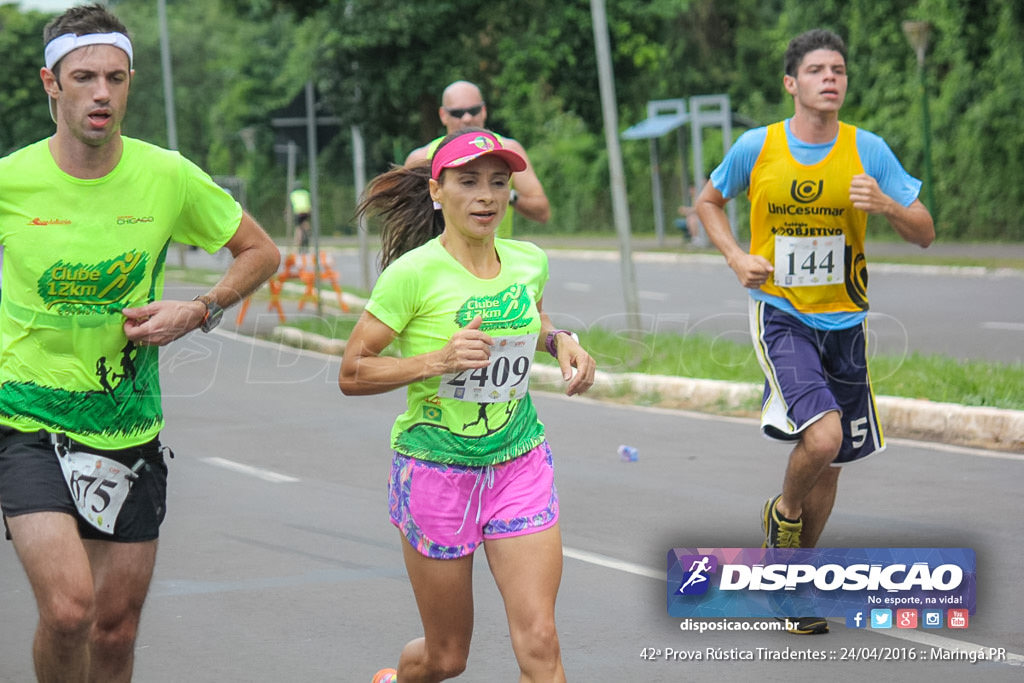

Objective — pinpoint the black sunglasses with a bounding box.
[444,104,484,118]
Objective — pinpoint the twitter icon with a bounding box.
[871,609,893,629]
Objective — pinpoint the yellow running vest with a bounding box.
[749,121,869,313]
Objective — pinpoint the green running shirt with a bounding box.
[0,137,241,448]
[366,237,548,466]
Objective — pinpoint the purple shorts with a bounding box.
[749,299,884,464]
[388,441,559,559]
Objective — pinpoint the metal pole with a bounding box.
[650,139,665,246]
[918,63,936,214]
[677,128,689,207]
[902,21,936,215]
[285,140,297,243]
[590,0,641,339]
[157,0,186,267]
[305,81,322,317]
[352,125,372,292]
[689,102,709,247]
[157,0,177,150]
[720,95,737,240]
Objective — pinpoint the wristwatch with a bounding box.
[193,294,224,333]
[545,329,578,358]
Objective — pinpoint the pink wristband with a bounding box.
[545,330,575,358]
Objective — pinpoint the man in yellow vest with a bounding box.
[405,80,550,237]
[696,29,934,635]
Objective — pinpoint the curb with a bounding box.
[271,326,348,356]
[877,396,1024,453]
[268,327,1024,454]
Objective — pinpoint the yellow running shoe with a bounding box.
[781,616,829,635]
[762,494,802,549]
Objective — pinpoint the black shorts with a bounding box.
[0,427,169,542]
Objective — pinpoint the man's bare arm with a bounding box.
[503,137,550,223]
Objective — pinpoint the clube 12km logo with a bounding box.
[666,548,975,625]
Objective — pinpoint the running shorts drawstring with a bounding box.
[455,465,495,535]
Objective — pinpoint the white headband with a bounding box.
[44,32,133,71]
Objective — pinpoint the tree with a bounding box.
[108,0,319,233]
[0,7,58,156]
[9,0,1020,240]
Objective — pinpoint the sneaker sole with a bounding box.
[761,496,778,548]
[780,617,829,635]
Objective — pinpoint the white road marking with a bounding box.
[202,456,299,483]
[563,546,662,579]
[982,322,1024,332]
[886,438,1024,462]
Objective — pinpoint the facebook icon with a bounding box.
[846,610,867,629]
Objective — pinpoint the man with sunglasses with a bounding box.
[406,80,550,237]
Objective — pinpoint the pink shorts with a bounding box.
[388,441,559,559]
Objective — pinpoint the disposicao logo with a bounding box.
[674,555,718,596]
[666,548,976,620]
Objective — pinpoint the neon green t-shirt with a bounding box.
[366,237,548,466]
[0,137,242,449]
[425,135,516,239]
[289,188,311,215]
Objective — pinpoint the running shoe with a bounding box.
[761,494,802,549]
[371,668,397,683]
[780,616,829,635]
[762,497,826,634]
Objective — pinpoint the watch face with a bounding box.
[202,304,224,333]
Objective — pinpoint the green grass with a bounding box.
[868,353,1024,409]
[280,316,1024,411]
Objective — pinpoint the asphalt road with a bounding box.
[323,245,1024,364]
[542,252,1024,365]
[2,329,1020,682]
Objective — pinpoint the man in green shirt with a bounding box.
[288,186,312,252]
[0,5,279,681]
[405,80,550,236]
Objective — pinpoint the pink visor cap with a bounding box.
[430,131,526,180]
